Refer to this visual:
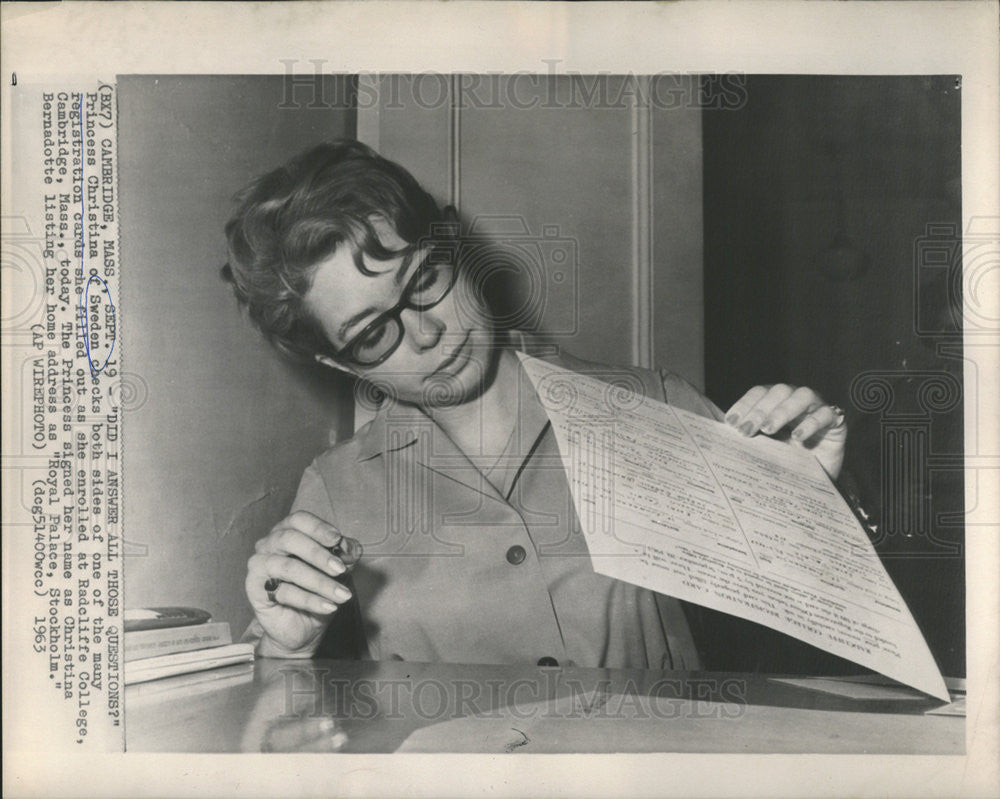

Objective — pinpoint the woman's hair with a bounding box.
[222,140,443,361]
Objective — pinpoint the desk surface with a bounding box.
[125,658,963,754]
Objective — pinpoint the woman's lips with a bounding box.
[428,333,472,378]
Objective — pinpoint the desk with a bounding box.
[125,659,963,754]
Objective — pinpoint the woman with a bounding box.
[223,140,848,668]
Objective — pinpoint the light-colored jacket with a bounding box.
[248,337,724,668]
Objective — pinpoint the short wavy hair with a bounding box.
[222,140,443,361]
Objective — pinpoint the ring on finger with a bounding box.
[264,577,282,604]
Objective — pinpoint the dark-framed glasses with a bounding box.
[333,244,460,368]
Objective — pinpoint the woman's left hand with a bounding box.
[725,384,847,479]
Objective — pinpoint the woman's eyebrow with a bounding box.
[394,246,428,286]
[393,252,412,286]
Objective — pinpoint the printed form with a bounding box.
[518,353,948,701]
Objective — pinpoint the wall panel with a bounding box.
[119,75,356,633]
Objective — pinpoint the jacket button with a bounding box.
[537,656,559,667]
[506,545,527,565]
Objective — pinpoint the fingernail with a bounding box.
[328,557,346,575]
[725,413,739,425]
[318,717,336,733]
[792,427,805,441]
[319,600,337,613]
[739,421,754,436]
[335,585,353,602]
[760,422,775,435]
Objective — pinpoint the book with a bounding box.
[125,621,232,662]
[124,643,255,685]
[123,606,213,632]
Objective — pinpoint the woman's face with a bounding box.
[304,218,499,408]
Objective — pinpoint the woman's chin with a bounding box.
[423,343,502,408]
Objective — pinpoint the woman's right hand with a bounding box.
[245,510,362,654]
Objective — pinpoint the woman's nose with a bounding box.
[402,307,444,351]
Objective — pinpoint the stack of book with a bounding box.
[124,607,254,685]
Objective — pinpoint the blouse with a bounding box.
[245,336,726,669]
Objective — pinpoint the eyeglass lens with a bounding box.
[348,258,456,365]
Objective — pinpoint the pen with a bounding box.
[328,536,363,569]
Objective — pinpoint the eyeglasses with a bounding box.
[332,244,460,368]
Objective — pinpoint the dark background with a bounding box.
[702,75,964,678]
